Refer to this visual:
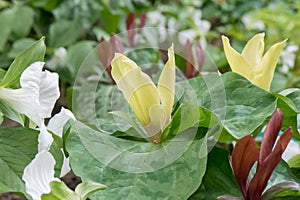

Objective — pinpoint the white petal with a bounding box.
[0,62,60,126]
[47,108,75,137]
[38,70,60,119]
[282,140,300,162]
[22,150,59,200]
[0,88,41,125]
[21,61,60,119]
[60,150,71,177]
[38,123,53,152]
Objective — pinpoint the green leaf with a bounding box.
[66,40,97,80]
[0,37,46,88]
[0,101,24,125]
[0,126,38,198]
[288,154,300,168]
[41,181,80,200]
[189,147,242,200]
[8,38,36,58]
[75,181,106,199]
[66,120,208,200]
[0,8,14,51]
[285,89,300,113]
[49,136,63,178]
[99,7,121,33]
[49,20,84,47]
[10,5,34,38]
[275,89,300,138]
[179,72,277,139]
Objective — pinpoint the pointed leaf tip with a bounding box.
[260,109,284,163]
[231,134,259,198]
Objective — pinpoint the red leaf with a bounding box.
[184,40,196,79]
[195,42,205,72]
[259,109,283,163]
[98,37,114,67]
[98,37,115,84]
[110,34,124,53]
[248,127,293,200]
[231,135,259,198]
[138,12,146,33]
[126,12,135,47]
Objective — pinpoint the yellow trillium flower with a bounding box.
[222,33,286,91]
[111,45,175,141]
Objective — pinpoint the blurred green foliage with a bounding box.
[0,0,299,109]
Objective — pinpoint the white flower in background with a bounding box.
[167,17,179,36]
[147,10,167,42]
[282,139,300,162]
[242,14,265,30]
[178,10,211,47]
[0,62,60,126]
[22,150,59,200]
[280,44,299,73]
[46,47,67,70]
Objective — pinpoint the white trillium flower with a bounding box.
[178,10,210,47]
[0,62,60,126]
[22,150,60,200]
[46,47,67,70]
[23,108,76,198]
[280,44,299,73]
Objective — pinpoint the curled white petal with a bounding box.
[60,151,71,177]
[22,150,59,200]
[0,62,60,126]
[47,107,75,137]
[38,123,53,152]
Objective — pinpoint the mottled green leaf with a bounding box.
[179,72,277,139]
[0,126,38,198]
[66,119,209,200]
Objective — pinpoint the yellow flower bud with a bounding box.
[111,45,175,140]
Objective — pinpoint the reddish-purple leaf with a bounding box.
[110,34,124,53]
[98,37,114,67]
[98,37,115,84]
[184,40,196,79]
[248,127,293,200]
[195,41,205,72]
[126,12,135,47]
[138,12,146,33]
[231,135,259,198]
[259,109,283,163]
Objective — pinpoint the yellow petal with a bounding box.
[255,39,287,91]
[222,36,253,80]
[158,44,175,126]
[242,33,265,67]
[111,53,161,127]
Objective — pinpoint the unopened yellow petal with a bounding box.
[158,44,175,126]
[111,53,161,126]
[222,36,252,80]
[242,33,265,67]
[255,39,287,91]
